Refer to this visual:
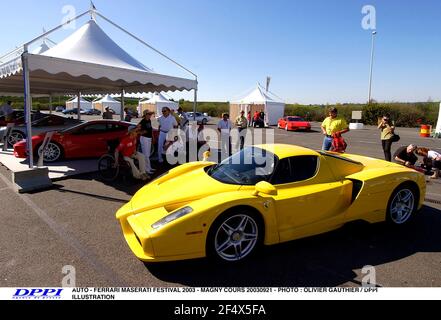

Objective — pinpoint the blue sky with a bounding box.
[1,0,440,104]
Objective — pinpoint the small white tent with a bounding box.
[435,102,441,137]
[66,96,92,110]
[93,94,121,114]
[230,84,285,126]
[139,92,179,116]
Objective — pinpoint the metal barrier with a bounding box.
[37,131,55,167]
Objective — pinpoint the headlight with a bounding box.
[151,206,193,229]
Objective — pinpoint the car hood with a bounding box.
[119,162,241,218]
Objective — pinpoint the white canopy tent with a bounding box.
[93,94,121,114]
[230,84,285,126]
[0,7,198,168]
[66,96,92,110]
[435,102,441,137]
[139,92,179,116]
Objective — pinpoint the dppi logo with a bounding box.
[13,288,63,300]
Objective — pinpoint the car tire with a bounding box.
[207,209,263,263]
[36,142,64,162]
[7,131,26,148]
[386,183,418,225]
[202,118,208,125]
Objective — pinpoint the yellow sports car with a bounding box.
[116,144,426,263]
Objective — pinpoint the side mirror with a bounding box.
[253,181,277,196]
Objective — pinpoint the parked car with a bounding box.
[0,109,47,127]
[1,114,82,147]
[55,106,66,112]
[116,144,426,263]
[0,110,25,126]
[62,108,84,115]
[186,112,211,125]
[13,120,135,162]
[278,116,311,131]
[81,108,102,115]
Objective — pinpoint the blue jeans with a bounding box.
[322,136,333,151]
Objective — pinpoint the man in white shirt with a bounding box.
[157,107,178,163]
[217,113,232,159]
[0,101,13,121]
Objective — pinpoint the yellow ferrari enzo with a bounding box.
[116,144,426,263]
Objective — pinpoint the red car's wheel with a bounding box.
[35,142,64,162]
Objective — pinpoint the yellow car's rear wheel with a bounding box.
[207,210,263,263]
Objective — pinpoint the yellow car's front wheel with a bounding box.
[387,183,418,225]
[207,209,263,263]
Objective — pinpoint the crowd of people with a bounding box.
[2,100,440,181]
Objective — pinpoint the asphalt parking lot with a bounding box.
[0,120,440,287]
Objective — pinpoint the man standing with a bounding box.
[114,128,149,181]
[138,110,155,174]
[1,101,14,122]
[177,107,189,130]
[158,107,178,163]
[235,110,248,150]
[320,107,349,151]
[218,113,232,159]
[102,107,114,119]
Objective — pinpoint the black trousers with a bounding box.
[238,128,246,150]
[382,139,393,162]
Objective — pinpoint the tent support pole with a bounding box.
[121,90,125,121]
[193,85,198,121]
[22,50,33,168]
[49,95,52,114]
[77,92,81,121]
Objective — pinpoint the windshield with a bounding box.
[288,117,304,122]
[208,147,277,185]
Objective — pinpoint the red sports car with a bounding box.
[14,120,159,162]
[277,116,311,131]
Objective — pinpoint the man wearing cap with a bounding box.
[235,110,248,150]
[114,128,149,181]
[320,107,349,151]
[138,110,155,174]
[102,106,114,119]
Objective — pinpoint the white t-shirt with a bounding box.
[158,115,178,132]
[428,150,441,160]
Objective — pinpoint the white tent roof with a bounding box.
[67,96,91,103]
[42,20,151,72]
[0,19,196,95]
[95,94,120,103]
[141,92,176,104]
[232,84,285,105]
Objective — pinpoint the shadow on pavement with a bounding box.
[146,205,441,287]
